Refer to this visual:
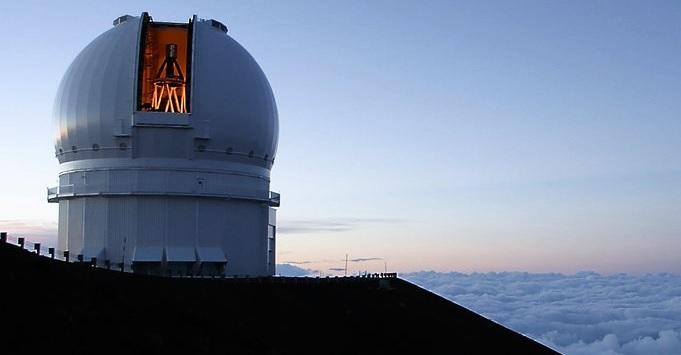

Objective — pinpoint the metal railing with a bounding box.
[269,191,281,207]
[0,232,396,280]
[46,184,278,205]
[47,184,74,201]
[2,232,134,272]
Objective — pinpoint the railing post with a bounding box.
[0,232,6,243]
[18,237,24,249]
[49,247,55,259]
[34,243,41,255]
[64,250,70,262]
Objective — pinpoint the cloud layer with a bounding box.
[275,264,316,277]
[403,272,681,355]
[276,218,397,235]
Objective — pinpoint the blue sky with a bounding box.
[0,1,680,273]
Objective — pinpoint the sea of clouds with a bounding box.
[401,272,681,355]
[276,265,681,353]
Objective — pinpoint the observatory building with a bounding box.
[48,13,280,277]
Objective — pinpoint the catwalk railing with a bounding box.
[46,184,281,207]
[0,231,398,279]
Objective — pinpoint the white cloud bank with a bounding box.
[276,264,317,277]
[403,272,681,355]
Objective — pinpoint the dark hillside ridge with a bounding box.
[0,241,556,354]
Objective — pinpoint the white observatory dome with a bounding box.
[53,13,278,168]
[49,13,280,277]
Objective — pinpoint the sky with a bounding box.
[0,0,680,274]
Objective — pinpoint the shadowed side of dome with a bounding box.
[192,23,279,163]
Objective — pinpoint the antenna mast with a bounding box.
[344,254,348,276]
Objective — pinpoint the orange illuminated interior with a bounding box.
[137,17,192,113]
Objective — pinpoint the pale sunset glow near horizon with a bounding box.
[1,0,680,275]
